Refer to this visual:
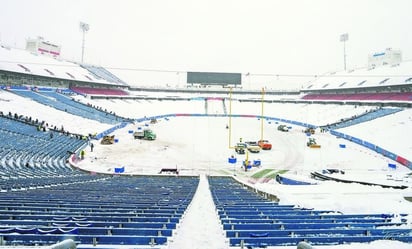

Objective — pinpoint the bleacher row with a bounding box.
[208,176,412,247]
[79,64,127,86]
[0,115,87,181]
[302,92,412,102]
[0,115,199,247]
[6,87,127,124]
[323,107,403,130]
[0,176,198,247]
[70,86,129,96]
[1,86,411,248]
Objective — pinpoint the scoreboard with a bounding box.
[187,72,241,86]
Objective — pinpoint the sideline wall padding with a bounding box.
[330,130,411,170]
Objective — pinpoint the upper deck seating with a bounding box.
[79,64,126,85]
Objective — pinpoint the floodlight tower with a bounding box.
[79,22,90,63]
[340,33,349,71]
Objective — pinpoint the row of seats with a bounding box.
[0,116,85,166]
[79,65,126,86]
[70,86,129,96]
[0,175,199,247]
[302,92,412,101]
[0,115,90,191]
[42,91,126,122]
[0,173,106,192]
[10,89,125,124]
[208,176,412,247]
[324,107,402,130]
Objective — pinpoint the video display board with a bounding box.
[187,72,241,85]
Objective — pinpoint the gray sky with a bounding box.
[1,0,411,78]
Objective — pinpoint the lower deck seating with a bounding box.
[9,89,125,124]
[71,86,129,96]
[0,115,87,178]
[208,176,412,247]
[0,176,199,247]
[0,234,168,246]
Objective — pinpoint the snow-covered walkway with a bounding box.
[168,174,228,249]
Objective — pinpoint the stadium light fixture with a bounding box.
[79,22,90,63]
[340,33,349,71]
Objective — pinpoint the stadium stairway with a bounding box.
[204,99,208,115]
[222,99,228,115]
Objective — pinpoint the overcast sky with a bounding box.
[1,0,412,78]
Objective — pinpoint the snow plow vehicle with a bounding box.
[134,128,156,140]
[277,125,289,132]
[258,139,272,150]
[245,141,261,153]
[307,137,321,148]
[234,142,247,154]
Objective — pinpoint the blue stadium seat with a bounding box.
[0,175,199,247]
[209,176,412,246]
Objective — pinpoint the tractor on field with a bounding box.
[307,137,321,148]
[101,135,115,145]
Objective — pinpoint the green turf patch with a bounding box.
[404,196,412,202]
[218,169,233,175]
[265,172,278,179]
[251,169,274,178]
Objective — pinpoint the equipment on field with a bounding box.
[304,127,315,134]
[307,137,321,148]
[234,142,247,154]
[277,125,289,132]
[134,128,156,140]
[245,141,261,153]
[258,139,272,150]
[101,135,115,145]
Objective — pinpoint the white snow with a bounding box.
[1,89,412,249]
[305,62,412,91]
[0,46,124,85]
